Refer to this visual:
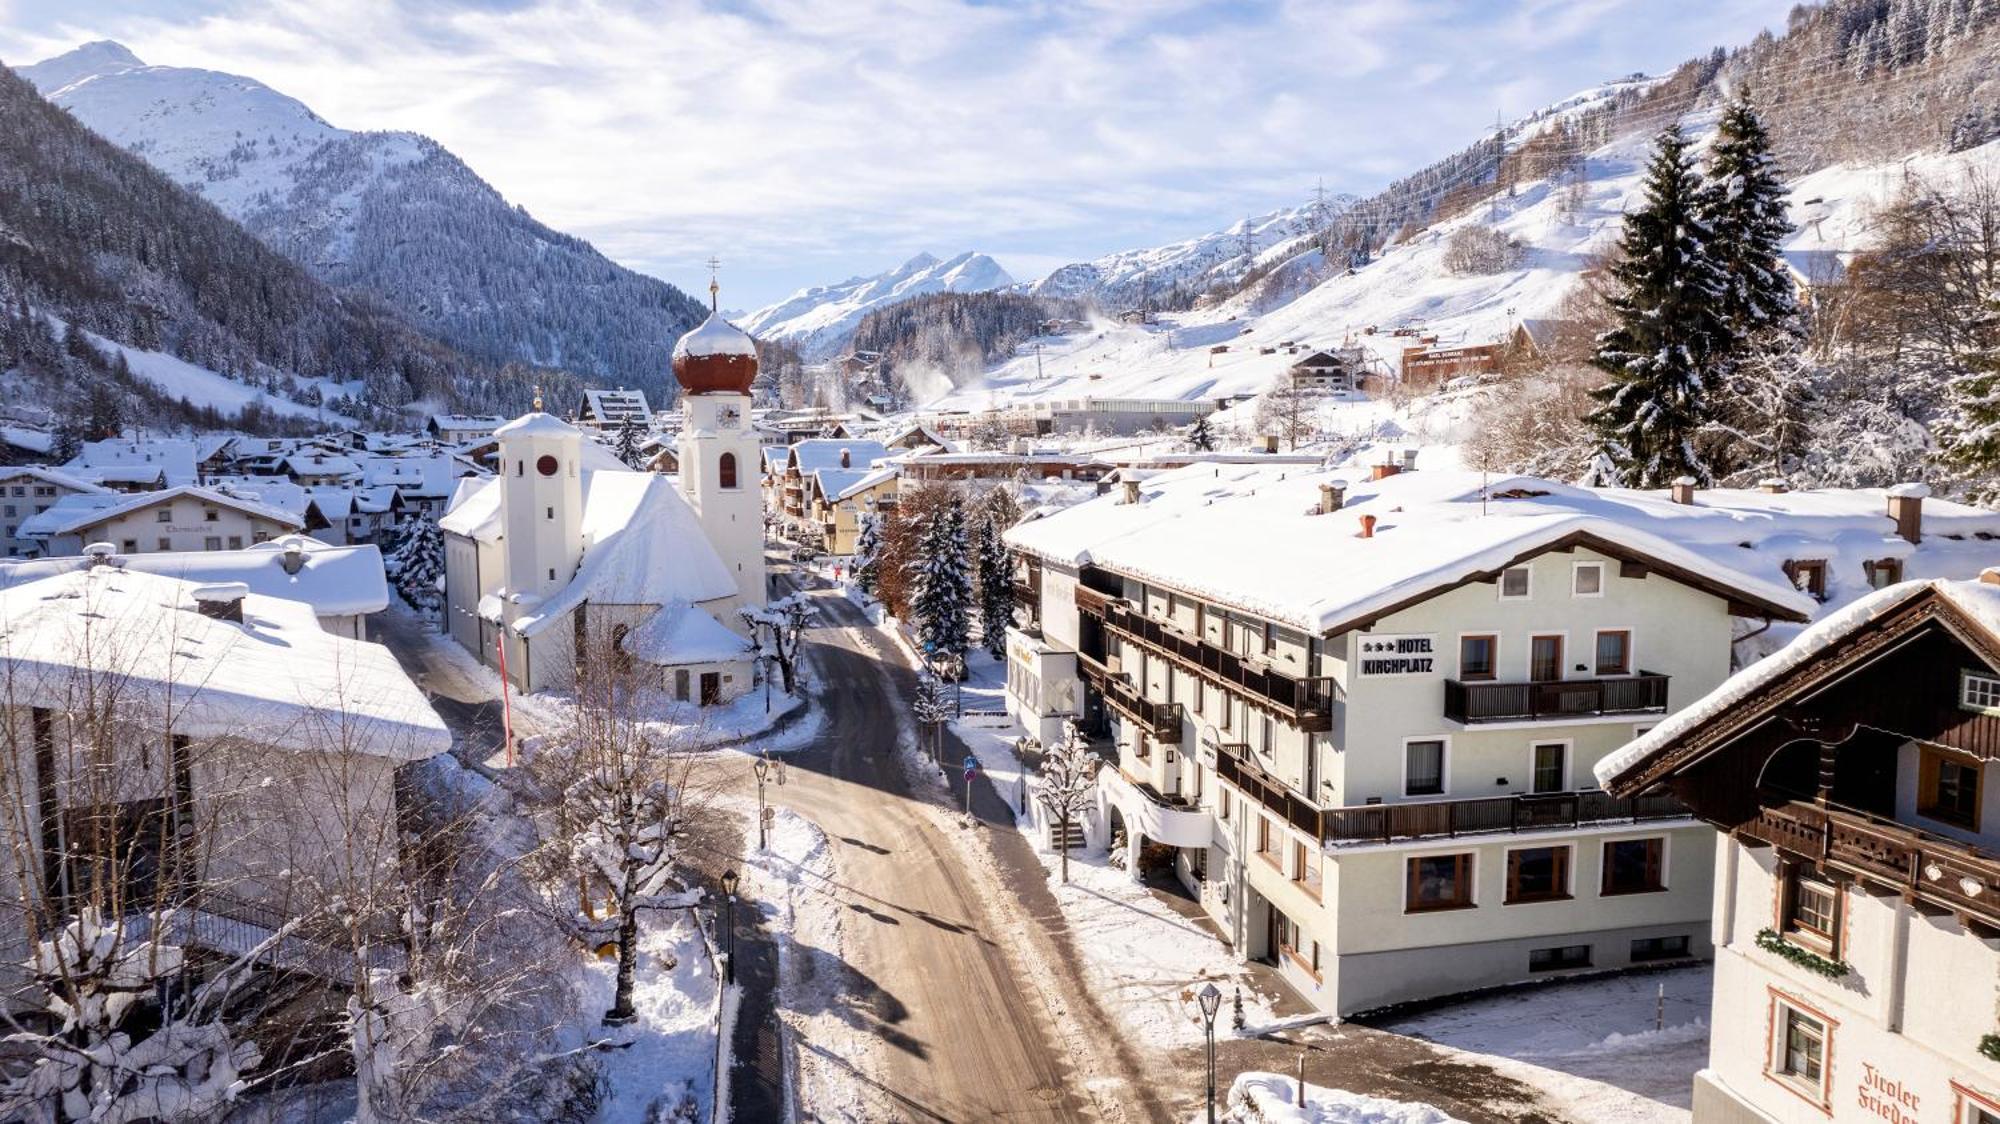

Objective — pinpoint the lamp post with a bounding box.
[1198,982,1222,1124]
[753,752,785,850]
[720,869,739,985]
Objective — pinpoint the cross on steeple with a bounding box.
[531,383,543,411]
[706,256,721,313]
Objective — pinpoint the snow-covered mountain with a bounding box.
[20,42,707,404]
[1027,201,1350,311]
[742,251,1013,359]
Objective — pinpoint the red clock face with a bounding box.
[536,454,559,477]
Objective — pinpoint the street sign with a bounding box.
[963,755,978,772]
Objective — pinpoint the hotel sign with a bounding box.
[1357,633,1438,677]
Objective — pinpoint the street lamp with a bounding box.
[753,752,786,850]
[719,869,739,985]
[1198,982,1223,1124]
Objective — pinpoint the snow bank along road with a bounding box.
[743,565,1173,1121]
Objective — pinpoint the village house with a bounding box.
[806,463,901,555]
[426,413,507,445]
[1003,463,2000,1017]
[1598,576,2000,1124]
[1287,348,1366,392]
[0,466,109,558]
[575,387,652,431]
[774,438,891,533]
[0,565,451,1008]
[16,484,304,556]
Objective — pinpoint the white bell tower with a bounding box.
[494,394,584,605]
[672,263,766,621]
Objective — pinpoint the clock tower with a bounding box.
[672,272,766,622]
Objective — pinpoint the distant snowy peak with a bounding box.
[742,250,1013,359]
[1026,200,1352,309]
[17,40,144,92]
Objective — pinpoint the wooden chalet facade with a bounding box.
[1601,576,2000,1124]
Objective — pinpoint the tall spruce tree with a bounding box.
[906,497,973,669]
[1935,296,2000,500]
[390,513,447,618]
[975,510,1012,661]
[851,512,883,598]
[1587,124,1733,487]
[1702,95,1811,481]
[614,416,645,469]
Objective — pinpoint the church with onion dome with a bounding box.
[434,278,766,703]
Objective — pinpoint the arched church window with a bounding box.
[537,454,559,477]
[719,452,738,489]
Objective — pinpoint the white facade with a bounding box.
[0,468,107,558]
[679,390,767,621]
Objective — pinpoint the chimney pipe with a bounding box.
[1122,480,1141,505]
[191,582,248,624]
[1670,476,1697,505]
[840,448,852,468]
[1887,482,1928,544]
[1359,513,1377,538]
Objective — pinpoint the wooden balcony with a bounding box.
[1077,655,1183,742]
[1443,672,1669,724]
[1215,741,1327,839]
[1739,799,2000,932]
[1322,789,1689,845]
[1083,597,1336,732]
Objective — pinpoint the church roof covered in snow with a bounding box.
[493,411,580,440]
[621,600,750,666]
[0,567,448,757]
[439,468,739,638]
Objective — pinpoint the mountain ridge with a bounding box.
[741,250,1012,360]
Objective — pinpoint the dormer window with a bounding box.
[1783,559,1827,601]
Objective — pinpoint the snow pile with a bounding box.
[1380,965,1712,1124]
[1216,1073,1465,1124]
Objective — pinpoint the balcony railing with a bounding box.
[1322,789,1690,844]
[1741,799,2000,931]
[1443,672,1670,724]
[1085,598,1336,732]
[1078,655,1183,742]
[1215,741,1326,839]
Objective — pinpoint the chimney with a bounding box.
[1670,475,1698,505]
[1757,477,1789,494]
[1370,461,1402,482]
[1318,482,1346,515]
[83,542,118,567]
[1122,480,1141,505]
[1401,448,1419,472]
[277,535,309,575]
[1358,513,1377,538]
[839,447,852,468]
[1887,482,1929,544]
[190,582,248,624]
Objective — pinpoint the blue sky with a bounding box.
[0,0,1801,309]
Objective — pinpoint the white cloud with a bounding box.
[1,0,1799,304]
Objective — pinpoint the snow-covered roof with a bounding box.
[673,312,758,359]
[493,412,579,440]
[280,452,361,478]
[1594,577,2000,790]
[0,465,111,494]
[785,438,891,476]
[429,413,506,432]
[440,469,739,636]
[0,425,55,455]
[621,601,750,666]
[0,539,390,617]
[17,484,305,538]
[827,464,900,502]
[0,567,447,757]
[66,438,205,487]
[580,388,651,420]
[1006,465,1835,634]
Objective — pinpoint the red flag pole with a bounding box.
[496,631,517,767]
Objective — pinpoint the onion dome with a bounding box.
[672,312,759,396]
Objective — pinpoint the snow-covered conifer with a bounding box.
[615,415,645,469]
[1587,124,1732,487]
[906,496,973,668]
[390,513,446,617]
